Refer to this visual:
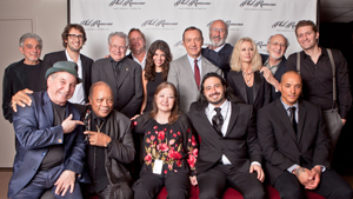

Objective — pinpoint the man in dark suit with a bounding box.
[202,19,233,77]
[8,61,86,199]
[188,73,265,199]
[260,34,288,100]
[91,32,143,118]
[257,71,353,199]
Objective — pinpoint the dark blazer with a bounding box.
[91,57,143,118]
[202,43,233,76]
[257,99,330,184]
[8,91,85,198]
[261,54,287,100]
[41,51,93,102]
[227,71,271,111]
[188,101,262,174]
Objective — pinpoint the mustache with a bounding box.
[210,92,221,97]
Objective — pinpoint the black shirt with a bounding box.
[286,48,352,118]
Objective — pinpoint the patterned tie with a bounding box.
[194,59,200,89]
[288,107,297,133]
[212,107,224,136]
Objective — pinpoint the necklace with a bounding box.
[242,71,254,85]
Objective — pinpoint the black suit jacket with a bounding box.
[41,51,93,102]
[91,57,143,118]
[188,101,262,174]
[227,71,271,111]
[261,54,287,100]
[202,43,233,77]
[257,99,330,184]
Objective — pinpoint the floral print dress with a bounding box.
[133,114,198,176]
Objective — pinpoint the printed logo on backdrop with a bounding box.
[174,0,212,10]
[272,20,297,32]
[239,0,276,10]
[206,20,244,31]
[109,0,146,10]
[141,19,178,30]
[80,19,113,30]
[255,40,267,50]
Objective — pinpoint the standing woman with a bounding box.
[227,37,271,111]
[133,82,198,199]
[141,40,172,114]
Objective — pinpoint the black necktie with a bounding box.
[212,107,224,136]
[288,107,297,133]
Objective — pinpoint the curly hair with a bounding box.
[144,40,172,81]
[230,37,262,72]
[61,24,87,48]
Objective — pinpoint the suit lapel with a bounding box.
[237,74,248,103]
[296,102,306,142]
[117,63,130,89]
[183,56,198,90]
[42,92,54,126]
[252,72,261,102]
[275,100,297,141]
[225,103,239,137]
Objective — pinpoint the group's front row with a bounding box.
[8,61,353,199]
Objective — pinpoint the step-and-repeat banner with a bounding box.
[69,0,317,60]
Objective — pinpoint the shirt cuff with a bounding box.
[315,165,326,173]
[287,164,300,173]
[251,161,261,167]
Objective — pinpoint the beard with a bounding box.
[207,92,226,105]
[210,37,226,48]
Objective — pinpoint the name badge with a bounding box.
[152,159,163,175]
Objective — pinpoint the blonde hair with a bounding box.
[230,37,262,72]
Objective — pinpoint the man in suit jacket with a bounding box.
[168,26,222,113]
[91,32,143,118]
[260,34,288,100]
[202,19,233,77]
[257,71,353,199]
[188,73,265,199]
[8,61,86,199]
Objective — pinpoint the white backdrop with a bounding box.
[70,0,317,60]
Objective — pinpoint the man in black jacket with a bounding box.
[83,81,135,199]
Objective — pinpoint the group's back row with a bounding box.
[3,19,352,199]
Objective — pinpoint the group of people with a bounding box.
[2,18,353,199]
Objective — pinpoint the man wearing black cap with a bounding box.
[8,61,86,199]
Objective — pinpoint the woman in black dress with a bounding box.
[133,82,198,199]
[140,40,172,114]
[227,37,272,111]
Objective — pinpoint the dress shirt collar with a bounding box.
[187,54,202,74]
[212,44,226,53]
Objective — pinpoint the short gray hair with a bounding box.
[267,34,289,47]
[19,33,43,48]
[108,32,128,46]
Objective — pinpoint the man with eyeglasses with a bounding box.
[202,19,233,77]
[91,32,143,118]
[260,34,289,100]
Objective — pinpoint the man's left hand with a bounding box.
[249,164,265,182]
[305,166,322,190]
[54,170,76,196]
[84,131,112,147]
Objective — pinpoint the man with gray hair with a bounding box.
[202,19,233,76]
[2,33,45,122]
[91,32,143,118]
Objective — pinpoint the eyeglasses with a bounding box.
[68,34,84,40]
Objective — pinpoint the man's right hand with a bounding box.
[61,114,84,134]
[293,166,314,187]
[11,88,33,112]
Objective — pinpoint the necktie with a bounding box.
[288,107,297,133]
[212,107,224,136]
[194,59,200,89]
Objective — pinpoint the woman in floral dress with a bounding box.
[133,82,198,199]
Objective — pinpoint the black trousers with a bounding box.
[133,171,190,199]
[197,164,265,199]
[274,169,353,199]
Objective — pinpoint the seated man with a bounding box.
[8,61,85,199]
[257,71,353,199]
[188,73,265,199]
[83,81,135,199]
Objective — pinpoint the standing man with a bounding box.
[188,73,265,199]
[2,33,45,122]
[202,19,233,77]
[257,71,353,199]
[41,24,93,105]
[260,34,288,99]
[168,26,222,113]
[91,32,143,118]
[83,81,135,199]
[8,61,86,199]
[127,28,147,69]
[286,20,352,147]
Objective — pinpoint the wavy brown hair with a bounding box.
[150,82,180,124]
[144,40,172,81]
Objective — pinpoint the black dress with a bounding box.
[144,72,164,113]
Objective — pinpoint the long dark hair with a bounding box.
[144,40,172,81]
[150,82,180,124]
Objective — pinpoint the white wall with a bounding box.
[0,0,67,167]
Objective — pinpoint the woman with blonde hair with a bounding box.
[227,37,271,111]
